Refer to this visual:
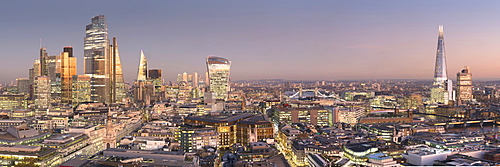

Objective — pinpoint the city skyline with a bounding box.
[3,1,500,83]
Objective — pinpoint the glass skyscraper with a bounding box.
[84,15,109,103]
[137,50,148,81]
[430,25,453,105]
[206,56,231,101]
[84,15,125,103]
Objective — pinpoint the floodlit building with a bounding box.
[402,147,451,166]
[72,75,91,104]
[269,107,332,126]
[16,78,30,94]
[430,25,453,105]
[0,95,26,110]
[34,76,51,109]
[457,66,473,104]
[206,56,231,101]
[177,125,219,152]
[137,50,148,81]
[60,47,77,104]
[366,153,399,167]
[236,115,274,146]
[334,107,366,124]
[84,15,125,103]
[184,113,254,149]
[84,15,109,103]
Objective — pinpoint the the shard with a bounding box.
[430,25,453,105]
[137,50,148,81]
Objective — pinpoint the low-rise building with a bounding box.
[402,147,451,166]
[365,153,399,167]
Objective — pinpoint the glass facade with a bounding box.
[137,50,148,81]
[206,56,231,100]
[431,25,451,105]
[84,15,108,103]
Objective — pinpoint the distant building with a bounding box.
[16,78,30,94]
[334,107,366,124]
[457,66,473,104]
[269,107,331,127]
[34,76,51,109]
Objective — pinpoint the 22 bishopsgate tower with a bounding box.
[430,25,453,105]
[84,15,125,103]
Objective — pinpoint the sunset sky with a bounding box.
[1,1,500,83]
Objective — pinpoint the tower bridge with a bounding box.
[286,88,339,99]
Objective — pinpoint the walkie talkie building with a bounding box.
[206,56,231,101]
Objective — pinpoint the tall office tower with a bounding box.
[29,60,41,99]
[205,72,209,87]
[177,74,183,83]
[148,69,162,80]
[430,25,452,105]
[40,47,48,76]
[109,37,126,103]
[72,75,91,104]
[46,55,61,99]
[137,50,148,81]
[457,66,473,104]
[34,76,51,109]
[84,15,109,103]
[148,69,162,87]
[193,72,199,88]
[188,74,193,86]
[182,72,188,82]
[206,56,231,101]
[60,47,77,104]
[16,78,30,94]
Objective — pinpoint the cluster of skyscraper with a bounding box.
[23,15,234,109]
[133,52,232,107]
[26,15,126,108]
[430,25,473,105]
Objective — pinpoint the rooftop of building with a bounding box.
[0,146,56,157]
[367,153,392,160]
[237,115,272,125]
[185,113,254,124]
[275,106,326,111]
[344,141,377,152]
[436,154,500,166]
[406,147,451,156]
[43,133,86,144]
